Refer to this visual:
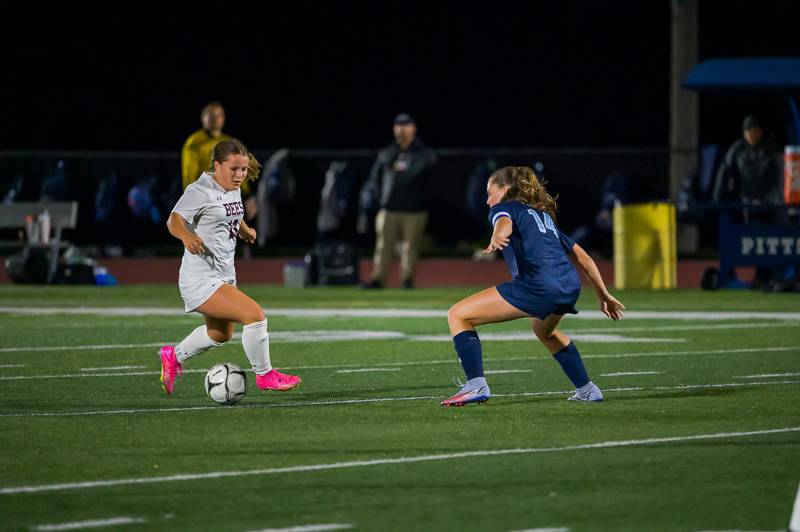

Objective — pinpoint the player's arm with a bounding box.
[238,218,257,244]
[483,217,512,254]
[567,243,625,320]
[167,212,205,255]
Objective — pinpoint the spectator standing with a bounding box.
[361,113,437,289]
[181,102,233,190]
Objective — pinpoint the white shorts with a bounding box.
[179,276,236,313]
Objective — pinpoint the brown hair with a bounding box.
[211,139,261,182]
[489,166,558,219]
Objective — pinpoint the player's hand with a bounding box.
[182,234,206,255]
[598,292,625,320]
[239,225,257,244]
[483,233,510,254]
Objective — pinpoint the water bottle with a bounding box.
[38,209,51,244]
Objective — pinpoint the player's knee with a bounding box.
[447,304,463,324]
[242,306,266,325]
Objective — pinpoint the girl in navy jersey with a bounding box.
[159,139,301,395]
[442,166,624,406]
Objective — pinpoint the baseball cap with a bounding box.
[393,113,415,125]
[742,114,762,130]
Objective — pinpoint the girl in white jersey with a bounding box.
[159,139,301,394]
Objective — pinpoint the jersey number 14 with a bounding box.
[527,209,558,237]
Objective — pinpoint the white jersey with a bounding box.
[172,172,244,283]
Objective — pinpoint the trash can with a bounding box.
[282,260,308,288]
[613,202,677,289]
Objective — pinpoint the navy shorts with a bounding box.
[496,280,579,320]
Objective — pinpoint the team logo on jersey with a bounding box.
[223,201,244,217]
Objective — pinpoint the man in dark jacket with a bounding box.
[362,114,437,289]
[713,114,782,209]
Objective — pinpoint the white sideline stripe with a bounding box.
[0,343,164,353]
[247,525,353,532]
[1,346,798,381]
[1,306,800,321]
[599,371,662,377]
[0,320,795,353]
[485,369,532,374]
[1,427,797,495]
[335,368,402,373]
[79,365,146,372]
[581,322,798,333]
[2,379,799,419]
[509,528,570,532]
[736,372,800,379]
[411,333,683,343]
[0,330,684,354]
[790,481,800,532]
[33,517,146,530]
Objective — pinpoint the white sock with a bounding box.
[175,325,223,364]
[242,319,272,375]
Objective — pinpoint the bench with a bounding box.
[0,201,79,283]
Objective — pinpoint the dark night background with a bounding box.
[2,1,800,255]
[4,1,799,152]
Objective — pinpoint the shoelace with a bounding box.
[452,376,465,388]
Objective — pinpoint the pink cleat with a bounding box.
[256,369,301,391]
[159,346,182,395]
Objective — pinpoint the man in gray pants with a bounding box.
[362,114,438,289]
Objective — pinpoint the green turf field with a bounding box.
[1,285,799,531]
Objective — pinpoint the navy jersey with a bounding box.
[488,200,581,302]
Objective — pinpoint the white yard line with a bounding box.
[599,371,662,377]
[247,525,354,532]
[508,528,570,532]
[485,370,532,374]
[2,346,797,380]
[790,481,800,532]
[0,343,164,353]
[33,517,146,530]
[0,330,681,353]
[1,306,800,321]
[735,372,800,379]
[335,368,402,373]
[580,322,798,333]
[1,427,797,496]
[1,379,799,419]
[79,365,146,372]
[0,364,24,368]
[411,333,684,343]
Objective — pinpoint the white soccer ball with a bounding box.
[204,363,247,405]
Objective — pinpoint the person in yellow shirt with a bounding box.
[182,102,233,189]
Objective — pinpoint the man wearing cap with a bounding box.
[712,114,784,289]
[361,114,438,289]
[712,114,782,206]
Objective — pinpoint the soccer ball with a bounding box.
[204,363,247,405]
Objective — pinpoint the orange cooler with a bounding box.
[785,145,800,204]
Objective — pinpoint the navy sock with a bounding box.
[453,330,484,380]
[552,341,590,388]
